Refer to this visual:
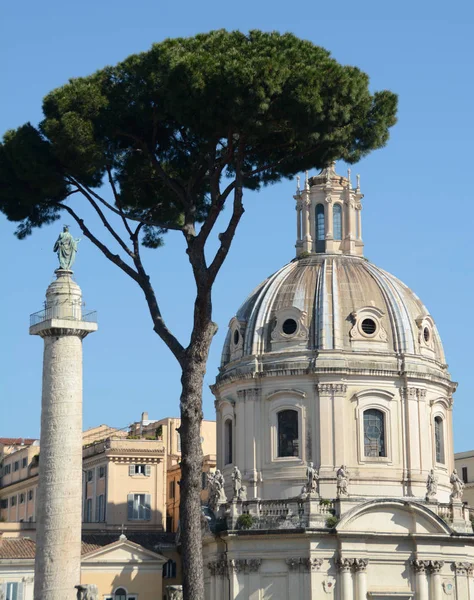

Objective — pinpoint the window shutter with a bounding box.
[129,464,135,476]
[127,494,134,520]
[145,493,152,521]
[17,582,24,600]
[145,464,151,477]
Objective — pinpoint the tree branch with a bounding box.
[57,202,186,365]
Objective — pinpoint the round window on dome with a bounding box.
[361,318,377,336]
[423,326,431,343]
[282,318,298,335]
[233,329,240,345]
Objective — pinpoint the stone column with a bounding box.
[325,196,333,239]
[354,559,368,600]
[248,559,262,600]
[428,561,444,600]
[453,562,472,600]
[302,197,312,253]
[286,559,302,598]
[337,558,354,600]
[412,560,429,600]
[30,269,97,600]
[356,205,362,241]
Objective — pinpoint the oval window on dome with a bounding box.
[423,327,430,343]
[361,318,377,336]
[233,329,240,345]
[282,318,298,335]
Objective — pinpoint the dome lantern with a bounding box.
[295,162,364,257]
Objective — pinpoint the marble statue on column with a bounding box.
[336,465,349,497]
[426,469,438,500]
[450,469,464,502]
[54,225,81,270]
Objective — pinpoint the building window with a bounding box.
[333,204,342,240]
[435,416,445,463]
[10,496,17,507]
[224,419,233,465]
[19,493,25,504]
[127,493,151,521]
[128,464,151,477]
[114,589,127,600]
[0,499,8,509]
[85,498,92,522]
[277,410,299,458]
[177,432,181,453]
[28,490,33,501]
[462,467,468,484]
[363,409,386,457]
[163,559,177,578]
[5,582,20,600]
[87,469,93,482]
[315,204,325,240]
[202,472,208,490]
[99,465,106,479]
[169,480,175,499]
[13,461,19,472]
[96,494,105,522]
[4,464,11,475]
[21,458,27,469]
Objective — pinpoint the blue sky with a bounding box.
[1,1,474,451]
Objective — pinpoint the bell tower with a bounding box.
[295,162,364,257]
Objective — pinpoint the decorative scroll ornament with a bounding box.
[286,557,323,572]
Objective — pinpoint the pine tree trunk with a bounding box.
[178,323,214,600]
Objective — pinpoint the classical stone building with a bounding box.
[203,164,474,599]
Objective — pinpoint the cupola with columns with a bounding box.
[295,162,363,257]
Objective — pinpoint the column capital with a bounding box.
[412,559,430,573]
[337,557,355,572]
[428,560,444,574]
[452,561,474,576]
[353,558,369,572]
[401,387,426,401]
[318,383,347,396]
[237,388,261,401]
[208,556,228,577]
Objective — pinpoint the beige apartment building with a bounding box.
[129,414,217,532]
[1,414,217,533]
[455,450,474,506]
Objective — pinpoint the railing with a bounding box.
[30,308,97,327]
[236,497,335,529]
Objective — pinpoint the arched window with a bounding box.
[224,419,233,465]
[435,416,445,463]
[315,203,325,248]
[277,410,299,457]
[364,409,386,457]
[333,204,342,240]
[114,589,127,600]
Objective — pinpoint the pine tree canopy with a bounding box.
[0,29,397,244]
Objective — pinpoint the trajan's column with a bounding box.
[30,226,97,600]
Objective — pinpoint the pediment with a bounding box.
[82,540,167,564]
[337,500,452,535]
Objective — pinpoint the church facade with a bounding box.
[203,164,474,599]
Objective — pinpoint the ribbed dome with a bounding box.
[221,253,445,368]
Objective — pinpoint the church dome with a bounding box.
[221,252,446,370]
